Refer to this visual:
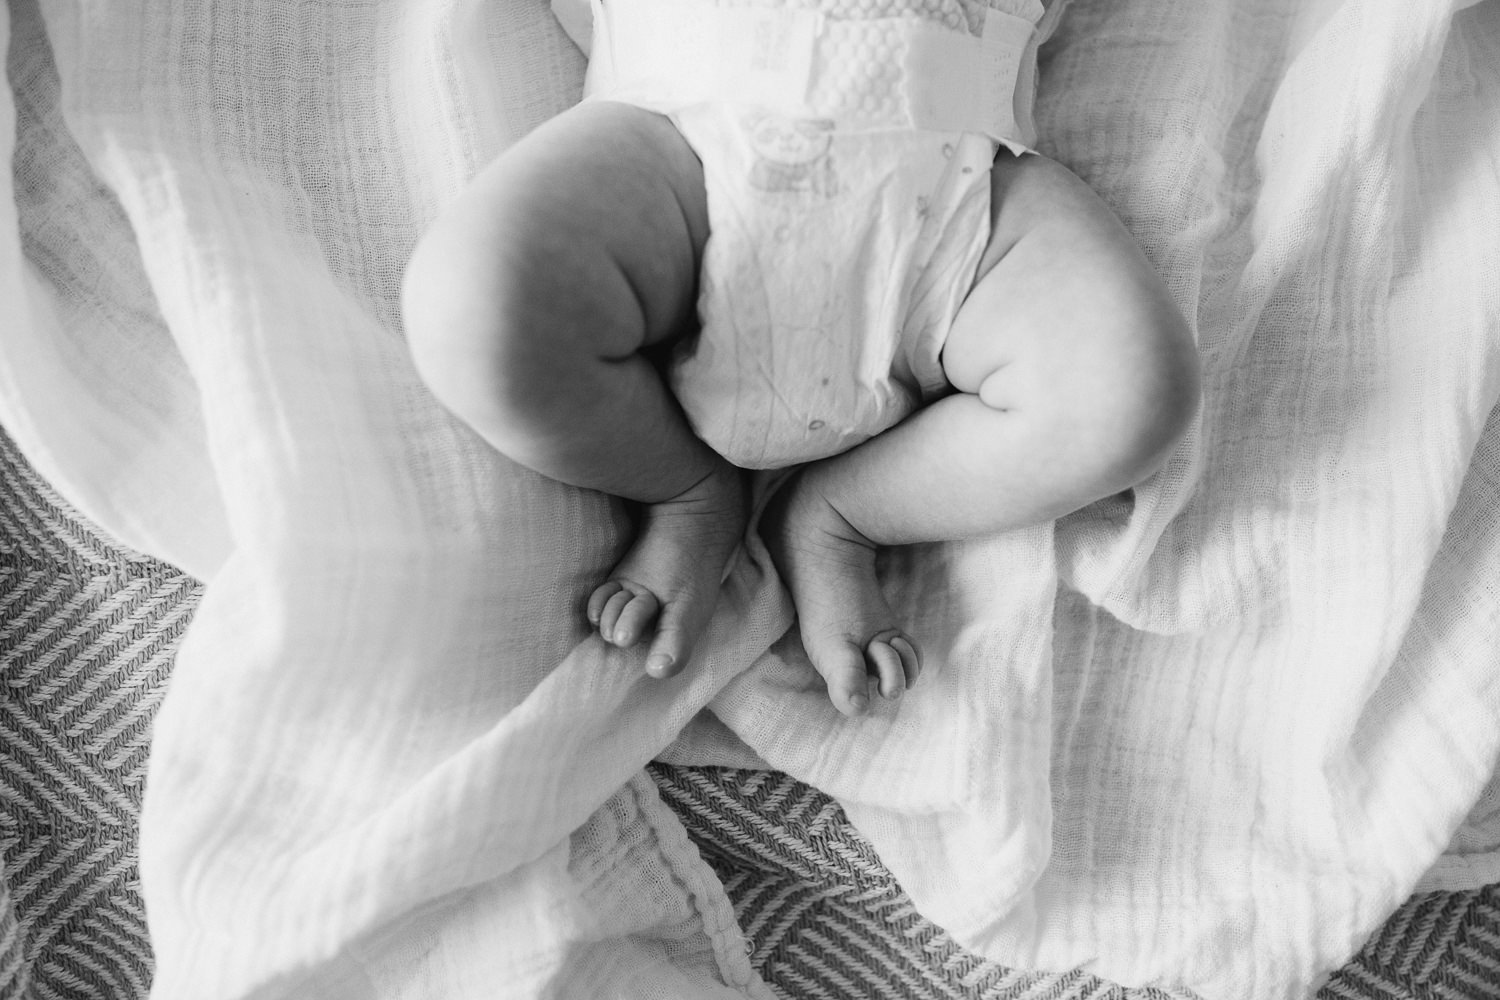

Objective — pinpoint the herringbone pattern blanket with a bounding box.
[2,424,1497,999]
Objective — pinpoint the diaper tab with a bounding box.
[585,0,1037,148]
[901,10,1035,146]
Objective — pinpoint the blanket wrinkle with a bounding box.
[1,0,227,579]
[3,0,1500,998]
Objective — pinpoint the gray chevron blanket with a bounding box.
[3,424,1497,1000]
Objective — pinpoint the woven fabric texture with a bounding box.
[3,422,1498,1000]
[6,0,1500,994]
[0,426,194,1000]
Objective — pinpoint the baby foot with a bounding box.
[587,463,746,678]
[761,472,921,716]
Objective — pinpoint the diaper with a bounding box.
[571,0,1049,468]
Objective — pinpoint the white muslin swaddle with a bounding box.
[574,0,1046,467]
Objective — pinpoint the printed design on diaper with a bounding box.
[667,110,993,468]
[746,113,840,196]
[676,237,879,468]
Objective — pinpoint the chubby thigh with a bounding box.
[665,103,996,471]
[940,151,1201,499]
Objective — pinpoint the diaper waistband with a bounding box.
[582,0,1040,151]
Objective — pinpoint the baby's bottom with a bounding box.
[403,101,1200,716]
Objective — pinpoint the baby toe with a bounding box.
[646,597,701,678]
[587,580,624,627]
[598,586,638,645]
[867,635,907,700]
[809,639,874,717]
[888,633,921,688]
[610,589,661,648]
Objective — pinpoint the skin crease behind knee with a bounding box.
[402,90,1200,719]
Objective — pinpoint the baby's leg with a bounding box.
[765,151,1201,715]
[403,101,741,679]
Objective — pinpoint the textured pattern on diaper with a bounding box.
[707,0,1043,35]
[714,0,964,26]
[594,0,1047,140]
[805,0,967,132]
[809,21,920,129]
[710,0,1041,27]
[717,0,1044,133]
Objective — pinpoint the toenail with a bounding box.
[850,693,869,712]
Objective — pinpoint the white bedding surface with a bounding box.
[2,0,1499,997]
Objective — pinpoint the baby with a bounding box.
[402,0,1199,716]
